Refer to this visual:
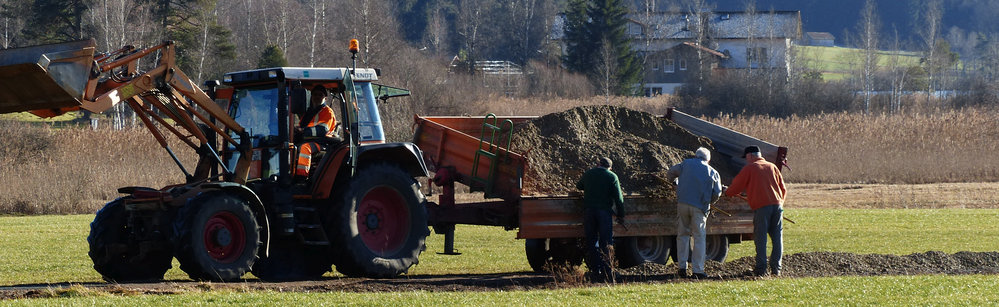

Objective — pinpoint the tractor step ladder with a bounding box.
[469,113,514,198]
[294,206,330,246]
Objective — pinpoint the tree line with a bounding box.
[0,0,995,121]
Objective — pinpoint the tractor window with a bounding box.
[353,82,385,143]
[230,85,279,139]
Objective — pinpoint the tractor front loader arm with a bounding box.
[0,39,252,183]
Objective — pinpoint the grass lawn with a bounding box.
[2,208,998,304]
[796,45,923,81]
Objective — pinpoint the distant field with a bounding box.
[796,45,923,81]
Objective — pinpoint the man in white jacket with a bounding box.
[666,147,722,279]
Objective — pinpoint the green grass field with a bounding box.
[3,208,999,304]
[796,45,923,81]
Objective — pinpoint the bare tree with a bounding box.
[917,0,942,93]
[743,0,757,81]
[886,26,907,113]
[307,0,328,67]
[857,0,880,114]
[683,0,713,94]
[595,39,618,103]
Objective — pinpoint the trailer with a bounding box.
[413,109,788,271]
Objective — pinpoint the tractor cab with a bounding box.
[216,67,387,183]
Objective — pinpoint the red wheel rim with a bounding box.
[358,186,410,255]
[203,211,246,263]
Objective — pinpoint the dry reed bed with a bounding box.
[0,121,192,214]
[712,109,999,183]
[2,106,998,214]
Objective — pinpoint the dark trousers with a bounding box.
[583,208,614,280]
[753,204,783,274]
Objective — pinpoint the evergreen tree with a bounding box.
[562,0,642,96]
[22,0,92,44]
[562,0,593,73]
[258,45,288,68]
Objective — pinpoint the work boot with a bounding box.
[692,272,708,280]
[676,268,688,278]
[752,269,767,277]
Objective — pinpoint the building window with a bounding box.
[652,60,659,71]
[664,59,675,73]
[747,47,769,68]
[679,59,687,71]
[644,87,663,97]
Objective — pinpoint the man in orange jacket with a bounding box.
[724,145,787,276]
[295,85,338,178]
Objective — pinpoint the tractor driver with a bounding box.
[294,85,338,179]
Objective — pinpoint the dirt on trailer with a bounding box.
[2,251,998,299]
[509,105,721,197]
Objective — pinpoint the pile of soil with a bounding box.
[510,105,714,197]
[620,251,999,279]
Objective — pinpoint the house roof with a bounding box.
[806,32,835,40]
[636,11,801,40]
[552,11,802,41]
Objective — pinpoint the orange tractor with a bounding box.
[0,39,429,281]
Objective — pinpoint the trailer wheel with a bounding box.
[174,193,260,281]
[615,236,674,268]
[705,235,730,262]
[673,235,730,263]
[88,198,173,282]
[252,241,331,281]
[328,163,429,278]
[525,238,584,273]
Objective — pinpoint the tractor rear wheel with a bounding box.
[525,238,584,273]
[173,193,260,281]
[327,163,429,278]
[88,197,172,282]
[615,236,674,268]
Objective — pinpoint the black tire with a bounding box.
[705,235,730,262]
[327,163,429,278]
[252,242,332,281]
[173,193,260,281]
[88,198,172,282]
[525,238,584,273]
[615,236,674,268]
[673,235,730,263]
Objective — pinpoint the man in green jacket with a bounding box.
[576,157,625,283]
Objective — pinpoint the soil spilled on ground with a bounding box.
[510,105,715,197]
[2,251,997,299]
[621,251,999,279]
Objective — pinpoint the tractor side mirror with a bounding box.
[289,87,307,115]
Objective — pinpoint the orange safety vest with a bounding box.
[295,105,336,177]
[302,106,336,138]
[296,142,321,177]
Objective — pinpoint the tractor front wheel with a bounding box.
[173,193,260,281]
[327,164,429,278]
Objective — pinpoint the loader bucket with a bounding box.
[0,39,96,114]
